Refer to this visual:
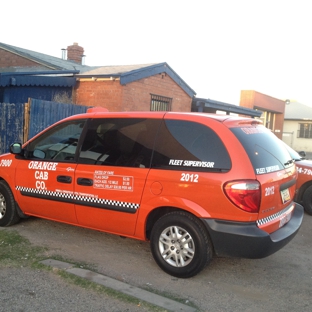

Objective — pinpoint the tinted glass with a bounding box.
[25,120,86,161]
[283,143,302,161]
[231,126,294,174]
[78,118,161,168]
[152,119,231,172]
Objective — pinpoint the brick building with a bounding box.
[240,90,287,139]
[75,63,194,111]
[0,42,87,71]
[0,42,92,103]
[0,42,195,110]
[1,41,264,117]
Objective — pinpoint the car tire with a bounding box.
[150,211,212,278]
[302,185,312,215]
[0,181,20,227]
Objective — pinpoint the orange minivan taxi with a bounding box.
[284,143,312,215]
[0,109,304,277]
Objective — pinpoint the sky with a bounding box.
[2,0,312,106]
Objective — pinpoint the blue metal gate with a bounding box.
[0,102,25,155]
[0,99,89,154]
[27,99,89,139]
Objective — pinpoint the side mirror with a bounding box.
[10,143,22,154]
[298,151,306,158]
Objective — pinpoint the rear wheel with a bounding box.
[0,181,20,227]
[302,185,312,215]
[150,211,212,278]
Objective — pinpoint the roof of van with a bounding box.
[82,108,261,124]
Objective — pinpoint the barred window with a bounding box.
[150,94,172,111]
[298,123,312,138]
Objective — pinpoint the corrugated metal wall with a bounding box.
[1,86,73,104]
[0,99,89,155]
[28,99,88,139]
[0,102,25,155]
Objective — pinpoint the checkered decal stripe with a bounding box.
[16,186,139,212]
[75,194,139,209]
[256,204,294,226]
[16,186,75,200]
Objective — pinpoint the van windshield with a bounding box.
[230,126,294,175]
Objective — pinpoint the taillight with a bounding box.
[224,180,261,213]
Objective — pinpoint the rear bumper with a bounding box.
[202,203,304,259]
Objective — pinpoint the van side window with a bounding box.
[78,118,161,168]
[152,119,231,172]
[25,120,86,161]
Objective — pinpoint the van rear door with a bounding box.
[230,125,297,233]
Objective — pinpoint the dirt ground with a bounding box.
[4,211,312,312]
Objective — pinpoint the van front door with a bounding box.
[15,120,86,223]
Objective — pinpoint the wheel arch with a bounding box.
[145,206,212,244]
[145,206,178,240]
[138,195,212,239]
[296,181,312,202]
[0,178,28,219]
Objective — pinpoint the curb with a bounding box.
[40,259,197,312]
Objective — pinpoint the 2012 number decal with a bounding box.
[265,186,275,196]
[180,173,199,183]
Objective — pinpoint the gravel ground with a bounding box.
[0,267,154,312]
[1,209,311,312]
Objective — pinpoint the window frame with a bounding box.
[151,119,232,172]
[150,94,172,111]
[78,118,161,168]
[25,119,87,161]
[298,123,312,138]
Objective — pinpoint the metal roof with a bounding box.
[77,62,196,98]
[0,71,77,87]
[284,101,312,120]
[192,98,262,118]
[77,64,157,76]
[0,42,95,73]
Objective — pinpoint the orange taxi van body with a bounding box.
[0,109,304,277]
[284,144,312,215]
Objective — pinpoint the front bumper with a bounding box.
[202,203,304,259]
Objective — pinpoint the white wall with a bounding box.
[283,120,312,152]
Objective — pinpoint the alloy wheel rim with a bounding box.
[158,225,195,267]
[0,193,6,220]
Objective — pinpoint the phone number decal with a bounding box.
[297,167,312,175]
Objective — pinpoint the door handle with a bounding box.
[57,175,72,184]
[77,178,93,186]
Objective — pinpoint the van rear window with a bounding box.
[230,126,293,174]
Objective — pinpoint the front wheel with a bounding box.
[150,211,212,278]
[302,185,312,215]
[0,181,20,227]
